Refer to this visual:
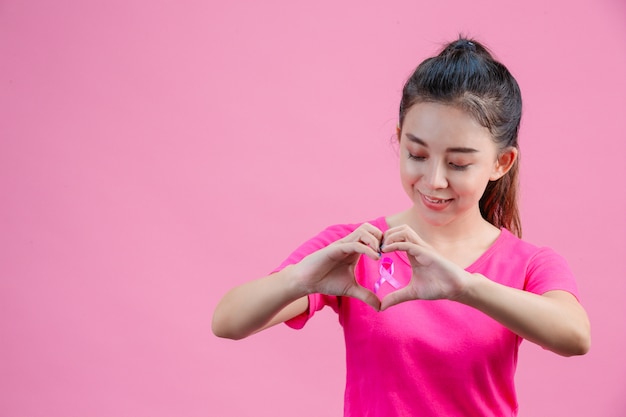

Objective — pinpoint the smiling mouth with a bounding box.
[422,195,453,204]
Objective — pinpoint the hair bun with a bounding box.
[452,39,476,52]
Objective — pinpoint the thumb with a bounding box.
[344,285,381,312]
[380,288,415,311]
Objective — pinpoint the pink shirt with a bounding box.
[273,217,579,416]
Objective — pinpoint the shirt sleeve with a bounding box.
[270,222,362,329]
[524,247,580,300]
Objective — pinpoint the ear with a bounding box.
[396,124,401,142]
[490,147,518,181]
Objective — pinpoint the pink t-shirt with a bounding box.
[273,217,579,417]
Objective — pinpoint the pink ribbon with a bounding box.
[374,257,400,293]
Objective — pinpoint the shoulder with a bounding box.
[493,229,556,260]
[493,229,578,296]
[496,229,566,262]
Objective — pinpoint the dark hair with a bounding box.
[399,37,523,237]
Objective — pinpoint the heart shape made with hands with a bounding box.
[344,223,454,309]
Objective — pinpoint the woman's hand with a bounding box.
[380,225,471,310]
[293,223,383,311]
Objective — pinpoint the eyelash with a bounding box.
[407,153,425,161]
[407,153,469,171]
[449,163,469,171]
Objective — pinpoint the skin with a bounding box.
[212,102,591,357]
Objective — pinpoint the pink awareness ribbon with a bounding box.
[374,257,401,293]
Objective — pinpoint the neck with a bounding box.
[390,207,498,249]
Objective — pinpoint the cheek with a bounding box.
[451,173,489,198]
[400,160,421,181]
[452,181,476,197]
[399,164,420,197]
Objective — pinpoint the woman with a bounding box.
[212,37,590,416]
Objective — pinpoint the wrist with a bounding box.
[451,272,486,305]
[280,263,314,298]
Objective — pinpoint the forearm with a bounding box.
[211,265,308,340]
[457,273,591,356]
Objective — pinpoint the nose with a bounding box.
[423,161,448,190]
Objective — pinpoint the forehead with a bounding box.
[401,102,495,150]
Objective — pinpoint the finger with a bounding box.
[382,226,423,247]
[380,287,416,311]
[358,234,383,253]
[383,224,415,235]
[382,242,435,268]
[381,240,424,257]
[346,223,384,251]
[337,241,381,261]
[345,222,383,241]
[344,285,381,311]
[358,222,384,241]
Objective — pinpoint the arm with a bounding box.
[211,265,309,340]
[381,227,591,357]
[456,277,590,356]
[212,223,384,340]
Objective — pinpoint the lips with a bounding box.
[423,195,452,204]
[420,192,453,210]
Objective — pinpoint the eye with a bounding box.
[449,162,470,171]
[408,152,426,161]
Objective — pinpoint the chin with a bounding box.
[413,208,453,227]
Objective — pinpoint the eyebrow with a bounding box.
[406,133,479,154]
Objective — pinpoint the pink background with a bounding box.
[1,1,625,416]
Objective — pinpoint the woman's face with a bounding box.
[398,102,514,228]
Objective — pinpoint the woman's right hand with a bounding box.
[292,223,383,311]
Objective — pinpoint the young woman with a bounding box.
[212,37,590,416]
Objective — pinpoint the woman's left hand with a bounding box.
[379,225,472,310]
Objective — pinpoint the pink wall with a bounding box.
[1,1,625,416]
